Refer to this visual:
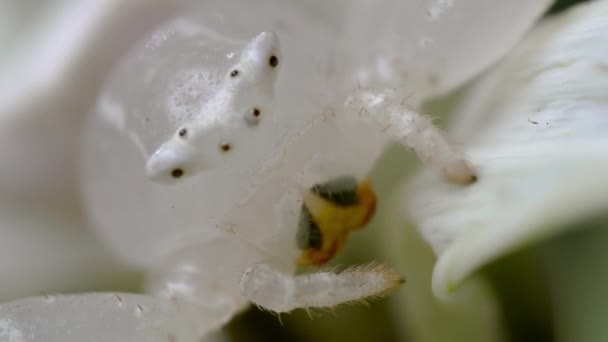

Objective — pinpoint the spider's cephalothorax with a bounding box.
[297,176,376,265]
[135,25,479,319]
[138,28,476,317]
[145,32,281,183]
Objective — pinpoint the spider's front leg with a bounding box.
[238,176,401,313]
[144,237,269,339]
[345,89,477,184]
[240,263,403,313]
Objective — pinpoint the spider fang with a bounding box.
[296,176,377,265]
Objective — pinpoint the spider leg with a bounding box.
[239,262,403,313]
[146,237,268,338]
[345,89,477,184]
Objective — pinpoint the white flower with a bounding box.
[0,1,556,341]
[407,0,608,299]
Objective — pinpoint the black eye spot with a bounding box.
[230,69,239,77]
[269,55,278,68]
[220,143,232,152]
[171,168,184,178]
[245,108,261,126]
[178,128,187,137]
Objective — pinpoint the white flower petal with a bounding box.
[0,1,188,199]
[0,1,193,114]
[346,0,552,96]
[406,0,608,298]
[378,180,506,342]
[0,293,225,342]
[0,198,134,302]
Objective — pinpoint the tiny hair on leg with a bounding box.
[240,262,404,313]
[345,90,477,184]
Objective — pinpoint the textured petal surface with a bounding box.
[0,3,151,295]
[406,1,608,297]
[0,1,190,200]
[0,197,135,303]
[346,0,552,97]
[0,293,225,342]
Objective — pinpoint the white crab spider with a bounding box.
[0,0,554,339]
[69,0,537,339]
[142,32,410,314]
[80,6,415,338]
[140,22,474,314]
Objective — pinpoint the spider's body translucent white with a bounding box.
[81,2,406,337]
[82,0,344,265]
[73,0,555,339]
[135,22,471,317]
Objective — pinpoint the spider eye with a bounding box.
[245,108,261,126]
[171,168,184,178]
[220,142,232,152]
[230,69,239,77]
[268,55,278,68]
[178,128,187,137]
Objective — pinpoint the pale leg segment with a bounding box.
[240,263,403,313]
[345,89,477,184]
[145,237,265,339]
